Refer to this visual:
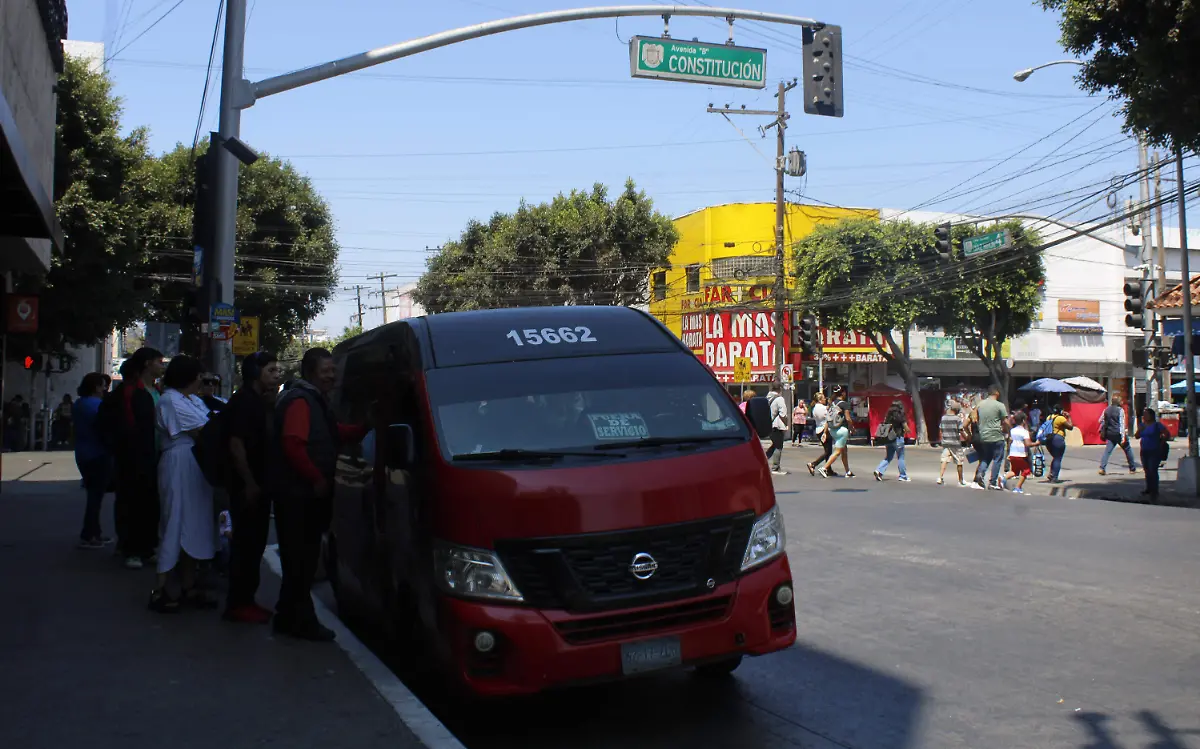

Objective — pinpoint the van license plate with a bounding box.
[620,636,682,675]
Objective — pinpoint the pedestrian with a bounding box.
[1136,408,1170,503]
[223,351,284,624]
[937,403,969,487]
[1004,411,1035,494]
[739,389,756,414]
[972,386,1008,491]
[106,347,165,570]
[52,394,73,448]
[269,348,366,641]
[873,400,911,482]
[764,386,788,476]
[149,355,217,613]
[73,373,113,549]
[1098,394,1137,476]
[816,386,854,478]
[1040,405,1074,484]
[791,399,807,446]
[806,393,832,475]
[1028,401,1043,434]
[200,373,227,414]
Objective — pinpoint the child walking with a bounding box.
[1004,412,1035,494]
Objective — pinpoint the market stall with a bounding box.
[1061,376,1109,446]
[850,384,916,445]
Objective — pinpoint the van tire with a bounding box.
[694,655,743,677]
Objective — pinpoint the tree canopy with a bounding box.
[1040,0,1200,152]
[10,56,153,360]
[139,143,340,353]
[414,180,678,313]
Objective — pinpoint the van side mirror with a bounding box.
[745,398,772,439]
[386,423,415,469]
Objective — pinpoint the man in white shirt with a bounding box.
[764,387,789,475]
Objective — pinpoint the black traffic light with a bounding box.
[934,222,953,261]
[802,25,843,118]
[800,314,820,355]
[1123,281,1146,328]
[192,141,216,263]
[1155,347,1175,371]
[22,355,34,370]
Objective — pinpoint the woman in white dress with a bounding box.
[150,355,217,612]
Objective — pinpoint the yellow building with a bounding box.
[648,202,877,383]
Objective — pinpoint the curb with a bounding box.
[263,546,466,749]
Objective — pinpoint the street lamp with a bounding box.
[1012,59,1084,82]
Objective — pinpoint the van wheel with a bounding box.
[694,655,743,677]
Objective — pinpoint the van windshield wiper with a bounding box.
[593,435,744,451]
[453,448,624,462]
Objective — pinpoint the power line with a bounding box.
[191,0,224,156]
[103,0,189,65]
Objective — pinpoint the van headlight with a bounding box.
[741,506,786,572]
[434,543,524,602]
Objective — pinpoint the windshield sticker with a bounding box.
[588,412,650,440]
[701,417,738,431]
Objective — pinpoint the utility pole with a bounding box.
[1139,137,1159,406]
[367,273,398,325]
[1176,145,1196,463]
[707,77,798,398]
[1154,152,1168,299]
[343,284,366,328]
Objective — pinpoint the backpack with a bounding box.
[192,409,230,489]
[830,401,848,430]
[1035,419,1054,443]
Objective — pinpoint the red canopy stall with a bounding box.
[850,385,917,444]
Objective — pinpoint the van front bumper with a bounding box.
[436,554,795,697]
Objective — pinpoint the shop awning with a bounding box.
[0,87,61,268]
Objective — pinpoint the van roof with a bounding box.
[420,306,685,368]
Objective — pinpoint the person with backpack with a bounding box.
[1098,394,1137,476]
[222,351,283,624]
[764,386,789,476]
[816,386,855,479]
[1039,405,1075,484]
[1136,408,1170,503]
[105,347,165,570]
[873,400,911,482]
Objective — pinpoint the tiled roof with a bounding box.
[1150,275,1200,309]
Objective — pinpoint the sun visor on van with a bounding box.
[424,306,683,368]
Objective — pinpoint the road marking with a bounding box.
[263,545,466,749]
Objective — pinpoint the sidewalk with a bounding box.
[0,453,436,749]
[775,441,1197,507]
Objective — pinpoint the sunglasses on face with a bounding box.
[202,378,220,386]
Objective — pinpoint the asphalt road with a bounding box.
[323,443,1200,749]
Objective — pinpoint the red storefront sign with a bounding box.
[5,294,39,334]
[701,310,789,377]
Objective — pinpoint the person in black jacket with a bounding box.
[108,347,165,570]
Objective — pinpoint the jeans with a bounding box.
[1100,439,1137,471]
[1046,434,1067,480]
[76,455,110,541]
[765,428,785,471]
[1141,449,1162,497]
[974,441,1005,485]
[225,485,273,610]
[875,436,907,478]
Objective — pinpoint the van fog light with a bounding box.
[774,584,794,606]
[474,631,497,653]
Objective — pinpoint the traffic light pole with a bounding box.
[1177,145,1196,461]
[1138,138,1160,406]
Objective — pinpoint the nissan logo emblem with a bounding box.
[629,552,659,580]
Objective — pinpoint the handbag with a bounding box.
[1032,448,1046,478]
[875,422,895,440]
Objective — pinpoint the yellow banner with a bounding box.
[231,316,260,356]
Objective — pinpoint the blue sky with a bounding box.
[68,0,1170,334]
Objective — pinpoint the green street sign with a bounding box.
[963,229,1011,257]
[629,36,767,90]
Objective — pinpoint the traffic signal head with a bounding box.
[802,25,843,118]
[23,355,33,370]
[1123,281,1146,328]
[934,222,953,261]
[800,314,820,355]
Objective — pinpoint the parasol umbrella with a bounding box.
[1062,376,1106,393]
[1170,380,1200,394]
[1018,378,1077,394]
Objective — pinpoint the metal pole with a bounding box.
[209,0,247,392]
[1139,137,1158,405]
[1155,153,1168,298]
[773,80,787,393]
[1177,145,1196,458]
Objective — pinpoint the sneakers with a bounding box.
[845,471,856,479]
[124,556,144,570]
[936,477,945,485]
[988,482,1005,491]
[1012,488,1025,494]
[873,471,884,482]
[898,476,912,482]
[816,467,828,478]
[77,537,106,550]
[970,482,985,491]
[958,480,969,487]
[771,470,788,476]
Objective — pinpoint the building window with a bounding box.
[710,255,774,280]
[653,271,667,301]
[686,264,701,293]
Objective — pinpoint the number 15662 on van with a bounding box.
[507,327,597,346]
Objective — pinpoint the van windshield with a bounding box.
[425,352,750,461]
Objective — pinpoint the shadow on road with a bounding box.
[1075,710,1200,749]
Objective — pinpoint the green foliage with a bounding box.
[139,142,339,353]
[11,57,154,359]
[1040,0,1200,152]
[414,180,679,312]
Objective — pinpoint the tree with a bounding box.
[138,142,339,353]
[927,221,1045,399]
[414,180,678,313]
[1040,0,1200,152]
[792,217,940,442]
[10,57,153,361]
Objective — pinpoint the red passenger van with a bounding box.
[326,306,794,696]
